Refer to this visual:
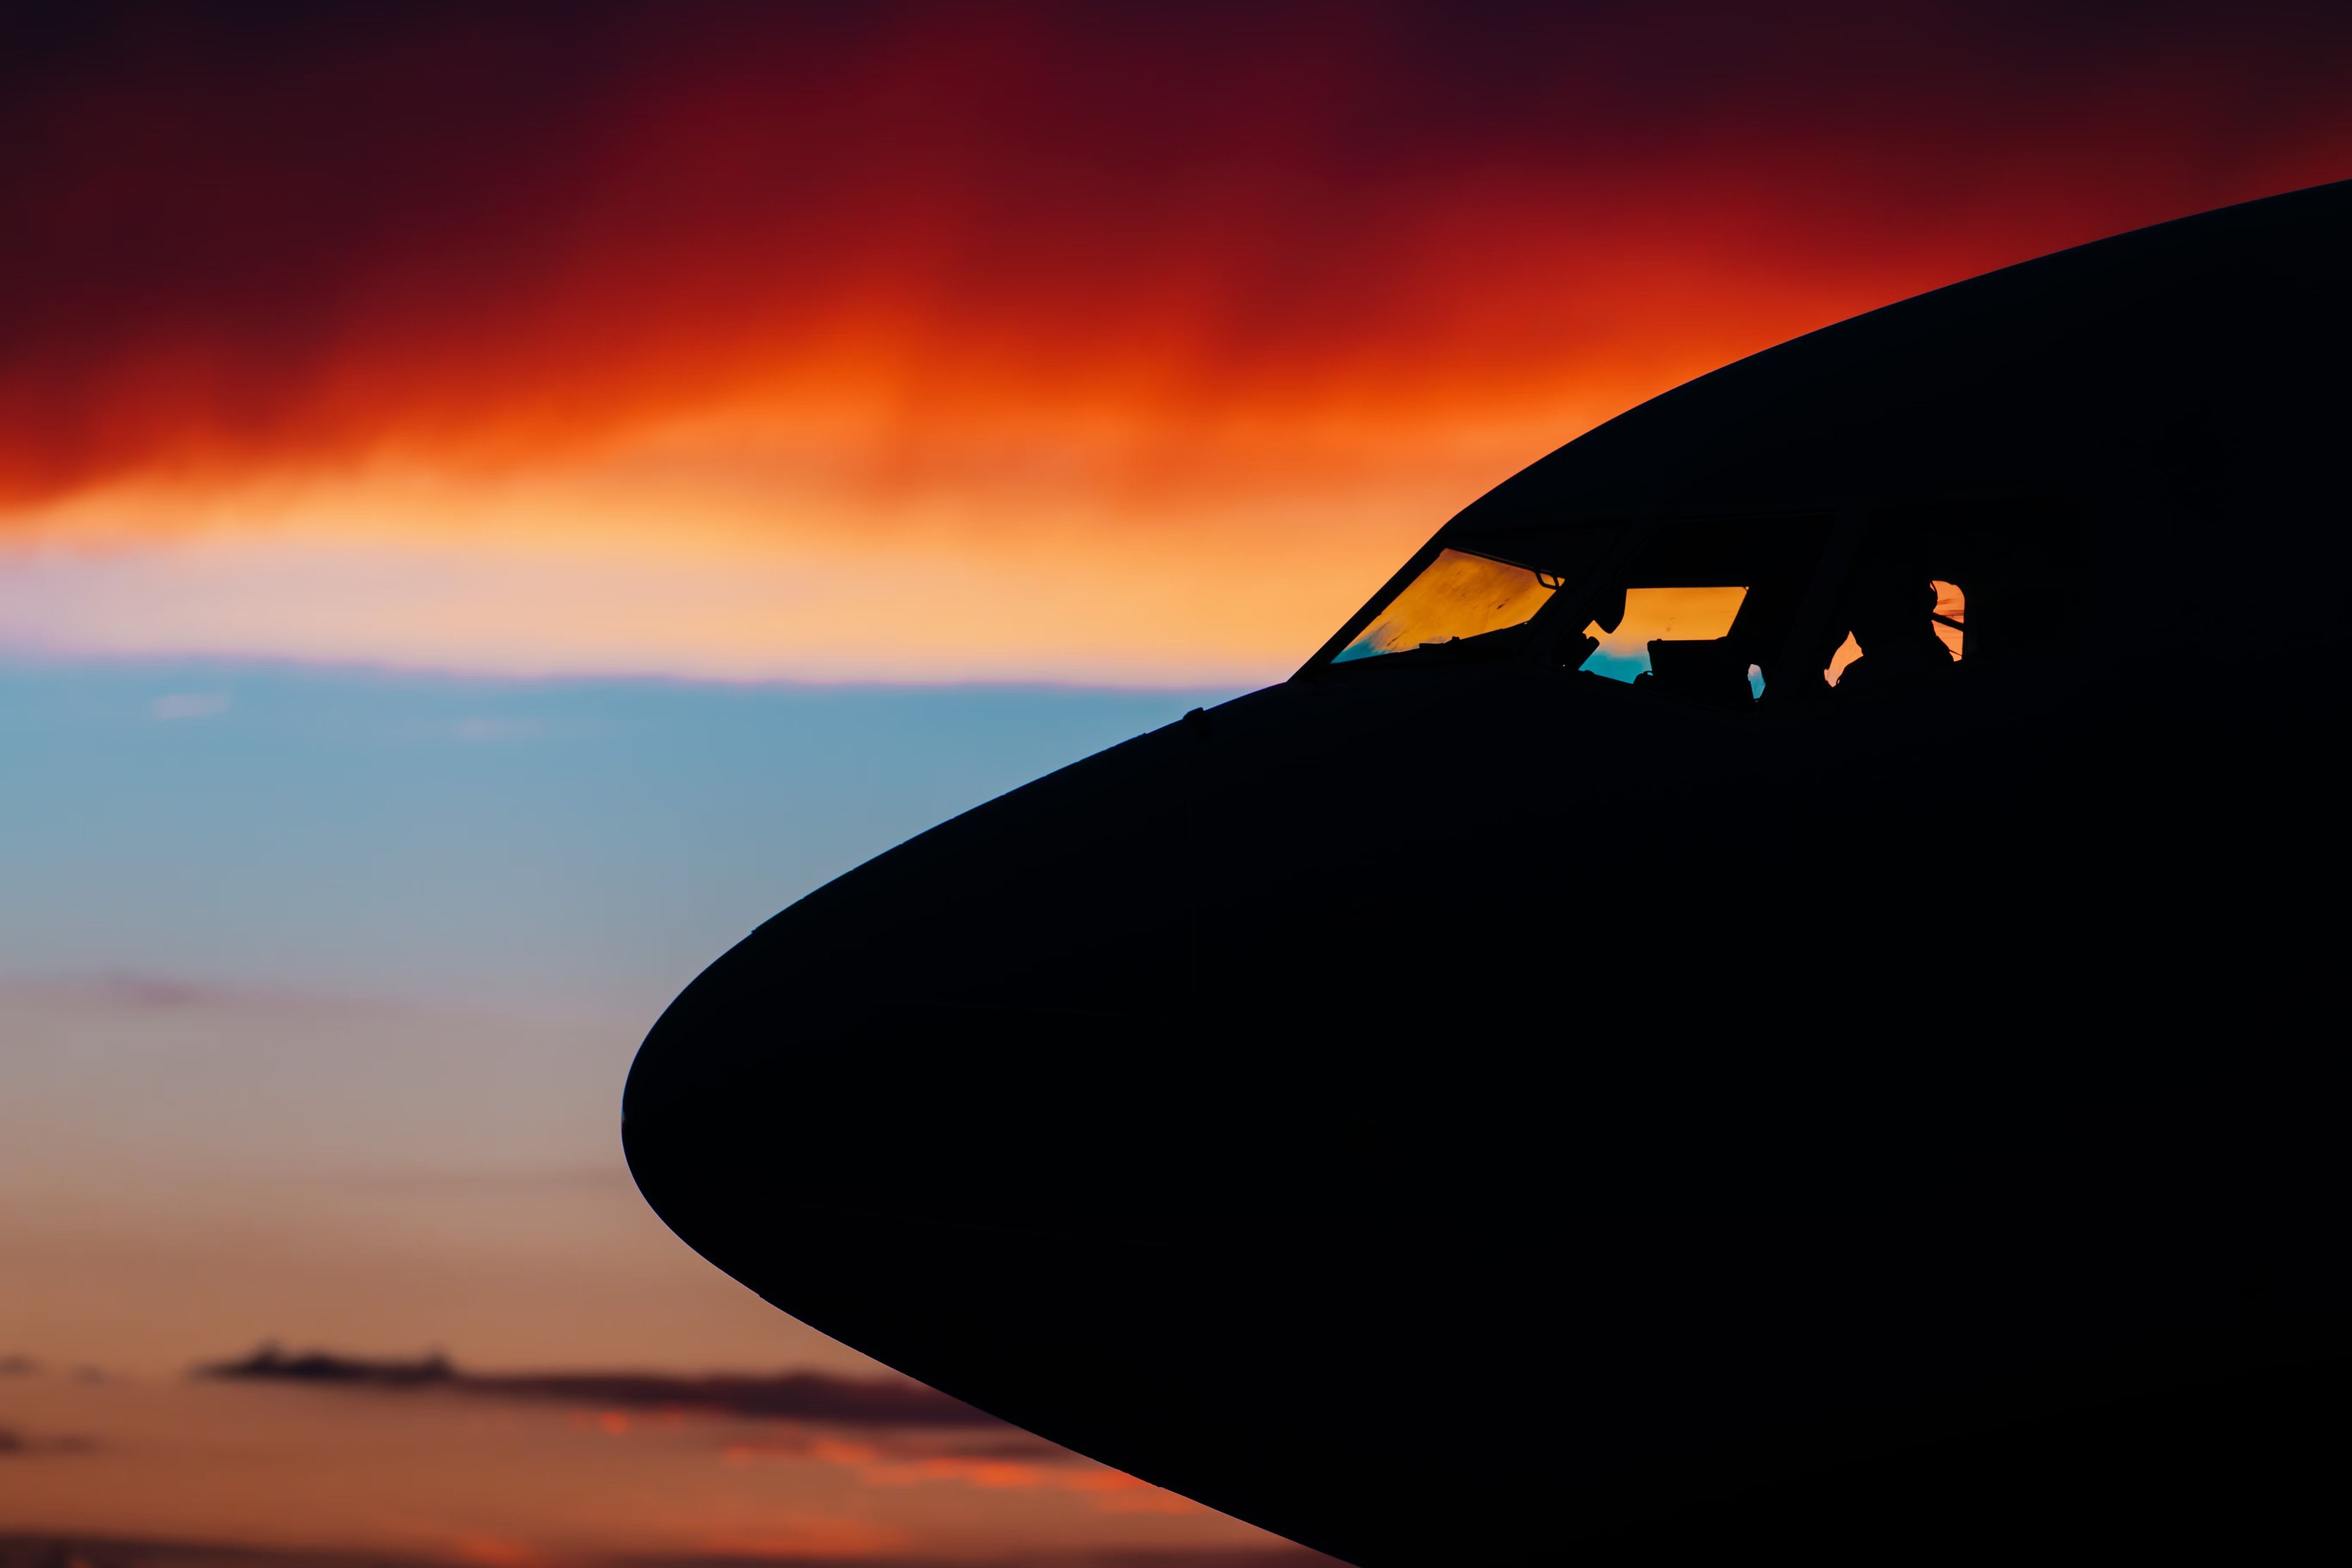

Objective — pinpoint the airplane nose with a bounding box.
[621,692,1338,1270]
[621,662,2352,1563]
[623,668,1584,1319]
[619,658,1820,1274]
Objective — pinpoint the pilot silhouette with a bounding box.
[1835,570,1952,698]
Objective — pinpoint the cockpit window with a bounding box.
[1332,548,1560,663]
[1577,587,1750,683]
[1825,578,1964,687]
[1563,515,1835,708]
[1931,579,1966,658]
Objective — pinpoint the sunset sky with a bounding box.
[5,3,2351,1562]
[9,1,2350,681]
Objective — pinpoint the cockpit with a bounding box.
[1317,504,2074,708]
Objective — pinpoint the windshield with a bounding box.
[1332,549,1559,663]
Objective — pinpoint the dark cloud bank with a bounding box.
[198,1344,1001,1428]
[6,1,2350,506]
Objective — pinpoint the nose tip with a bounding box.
[622,716,1218,1256]
[625,995,1195,1263]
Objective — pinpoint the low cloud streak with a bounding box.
[199,1344,1004,1429]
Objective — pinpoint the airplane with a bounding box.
[625,178,2350,1563]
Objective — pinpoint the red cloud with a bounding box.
[6,2,2349,520]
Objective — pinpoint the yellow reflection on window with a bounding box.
[1578,586,1748,683]
[1333,548,1558,662]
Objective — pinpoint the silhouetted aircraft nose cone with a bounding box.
[629,181,2352,1565]
[623,677,1479,1248]
[622,674,1648,1563]
[625,664,2350,1565]
[624,663,1668,1240]
[624,707,1283,1326]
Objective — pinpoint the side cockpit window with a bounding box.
[1813,541,1961,698]
[1565,515,1834,709]
[1932,580,1967,660]
[1816,502,2077,701]
[1332,549,1559,663]
[1578,587,1752,683]
[1582,507,2072,707]
[1330,527,1621,666]
[1825,579,1965,688]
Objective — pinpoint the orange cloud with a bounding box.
[5,5,2349,681]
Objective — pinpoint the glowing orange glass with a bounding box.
[1333,548,1558,662]
[1577,585,1748,682]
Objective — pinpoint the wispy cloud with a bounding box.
[0,1538,386,1568]
[198,1345,1002,1428]
[0,1426,98,1458]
